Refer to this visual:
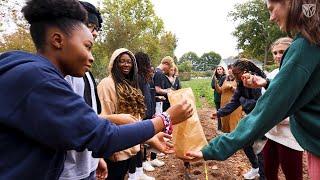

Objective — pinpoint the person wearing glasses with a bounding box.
[62,2,106,180]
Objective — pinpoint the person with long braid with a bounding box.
[211,59,266,179]
[98,48,146,180]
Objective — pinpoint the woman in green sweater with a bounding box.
[186,0,320,179]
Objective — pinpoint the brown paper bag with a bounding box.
[168,88,208,159]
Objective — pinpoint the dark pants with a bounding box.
[263,139,303,180]
[243,145,265,179]
[105,156,137,180]
[214,101,221,130]
[136,150,142,167]
[143,144,157,161]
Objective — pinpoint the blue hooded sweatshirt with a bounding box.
[0,51,155,179]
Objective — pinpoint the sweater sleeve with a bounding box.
[239,88,261,113]
[217,87,241,117]
[201,43,314,160]
[97,78,116,116]
[7,78,155,158]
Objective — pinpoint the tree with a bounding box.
[0,1,34,52]
[198,51,221,71]
[97,0,177,71]
[0,27,35,52]
[179,51,199,65]
[229,0,286,65]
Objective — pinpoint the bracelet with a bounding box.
[154,112,172,135]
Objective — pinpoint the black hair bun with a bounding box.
[79,1,103,28]
[22,0,87,24]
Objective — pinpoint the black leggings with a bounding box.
[243,145,265,179]
[105,155,137,180]
[214,101,222,130]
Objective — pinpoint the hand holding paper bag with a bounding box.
[168,88,208,160]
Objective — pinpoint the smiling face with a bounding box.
[118,53,133,75]
[267,0,290,31]
[55,24,94,77]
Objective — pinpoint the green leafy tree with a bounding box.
[98,0,177,71]
[0,0,34,52]
[198,51,221,71]
[0,27,35,52]
[179,51,199,65]
[229,0,286,65]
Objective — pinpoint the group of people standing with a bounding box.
[1,0,320,180]
[63,3,183,180]
[211,36,305,180]
[187,1,320,180]
[0,0,195,179]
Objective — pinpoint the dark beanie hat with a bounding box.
[79,1,103,30]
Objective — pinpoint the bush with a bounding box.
[190,70,212,78]
[179,72,191,81]
[178,61,192,73]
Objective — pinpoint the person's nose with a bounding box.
[91,30,98,40]
[269,12,275,22]
[88,52,94,64]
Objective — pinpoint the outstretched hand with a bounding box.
[184,150,204,162]
[147,132,174,154]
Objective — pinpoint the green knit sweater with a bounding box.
[202,34,320,160]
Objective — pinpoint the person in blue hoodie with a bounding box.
[0,0,193,179]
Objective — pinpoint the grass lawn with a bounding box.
[181,78,215,108]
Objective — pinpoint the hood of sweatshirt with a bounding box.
[0,51,63,78]
[108,48,138,76]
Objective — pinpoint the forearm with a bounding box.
[155,86,169,95]
[92,120,155,158]
[99,114,135,125]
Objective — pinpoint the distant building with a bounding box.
[219,57,263,70]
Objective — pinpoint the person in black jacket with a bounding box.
[135,52,157,179]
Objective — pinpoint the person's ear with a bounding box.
[50,31,65,50]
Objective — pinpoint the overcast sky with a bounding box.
[8,0,247,59]
[87,0,248,59]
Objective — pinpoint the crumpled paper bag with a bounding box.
[168,88,208,159]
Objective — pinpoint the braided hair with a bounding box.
[232,59,266,81]
[111,52,146,118]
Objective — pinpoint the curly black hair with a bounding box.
[22,0,87,50]
[135,52,152,83]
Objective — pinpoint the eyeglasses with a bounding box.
[119,60,133,65]
[87,23,99,33]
